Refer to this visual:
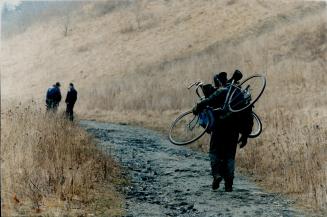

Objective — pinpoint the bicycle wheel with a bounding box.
[228,74,266,112]
[169,110,209,145]
[248,112,262,138]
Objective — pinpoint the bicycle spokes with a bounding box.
[228,75,266,112]
[187,115,199,131]
[169,110,209,145]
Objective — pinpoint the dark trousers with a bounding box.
[46,100,59,112]
[65,103,75,121]
[209,125,239,184]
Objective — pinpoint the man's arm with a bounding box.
[46,89,50,102]
[193,88,226,114]
[58,93,62,102]
[72,89,77,104]
[239,109,254,148]
[65,91,69,104]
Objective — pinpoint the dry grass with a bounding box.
[237,106,326,211]
[1,0,326,214]
[1,102,125,216]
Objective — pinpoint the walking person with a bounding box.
[46,82,62,112]
[65,83,77,121]
[193,70,253,192]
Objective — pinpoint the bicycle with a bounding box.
[168,74,266,145]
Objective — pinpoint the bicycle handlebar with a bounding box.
[187,81,203,89]
[188,81,205,99]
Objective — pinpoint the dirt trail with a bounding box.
[81,121,307,217]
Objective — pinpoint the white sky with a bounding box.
[1,0,22,11]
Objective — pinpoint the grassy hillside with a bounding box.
[2,0,326,213]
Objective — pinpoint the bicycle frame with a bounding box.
[188,80,240,112]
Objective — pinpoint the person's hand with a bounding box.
[192,105,199,115]
[239,135,248,148]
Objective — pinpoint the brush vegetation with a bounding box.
[1,103,125,216]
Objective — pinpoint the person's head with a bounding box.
[213,72,227,88]
[68,83,74,90]
[55,82,61,87]
[231,70,243,82]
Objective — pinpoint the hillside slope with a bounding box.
[2,1,325,104]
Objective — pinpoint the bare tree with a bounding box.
[63,12,71,37]
[133,0,144,30]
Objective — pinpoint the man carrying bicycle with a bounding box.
[193,70,253,192]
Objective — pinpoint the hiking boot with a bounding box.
[225,185,233,192]
[224,180,233,192]
[212,176,223,190]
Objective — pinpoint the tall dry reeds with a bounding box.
[237,105,326,211]
[1,103,124,216]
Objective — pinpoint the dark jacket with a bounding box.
[197,86,228,116]
[65,87,77,106]
[46,86,62,104]
[197,85,253,135]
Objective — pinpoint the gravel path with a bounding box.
[81,121,307,217]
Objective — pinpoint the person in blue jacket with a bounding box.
[46,82,62,112]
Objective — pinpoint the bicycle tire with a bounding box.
[169,110,209,145]
[248,112,262,138]
[228,74,266,113]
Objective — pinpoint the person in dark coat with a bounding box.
[193,70,253,192]
[65,83,78,121]
[46,82,62,112]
